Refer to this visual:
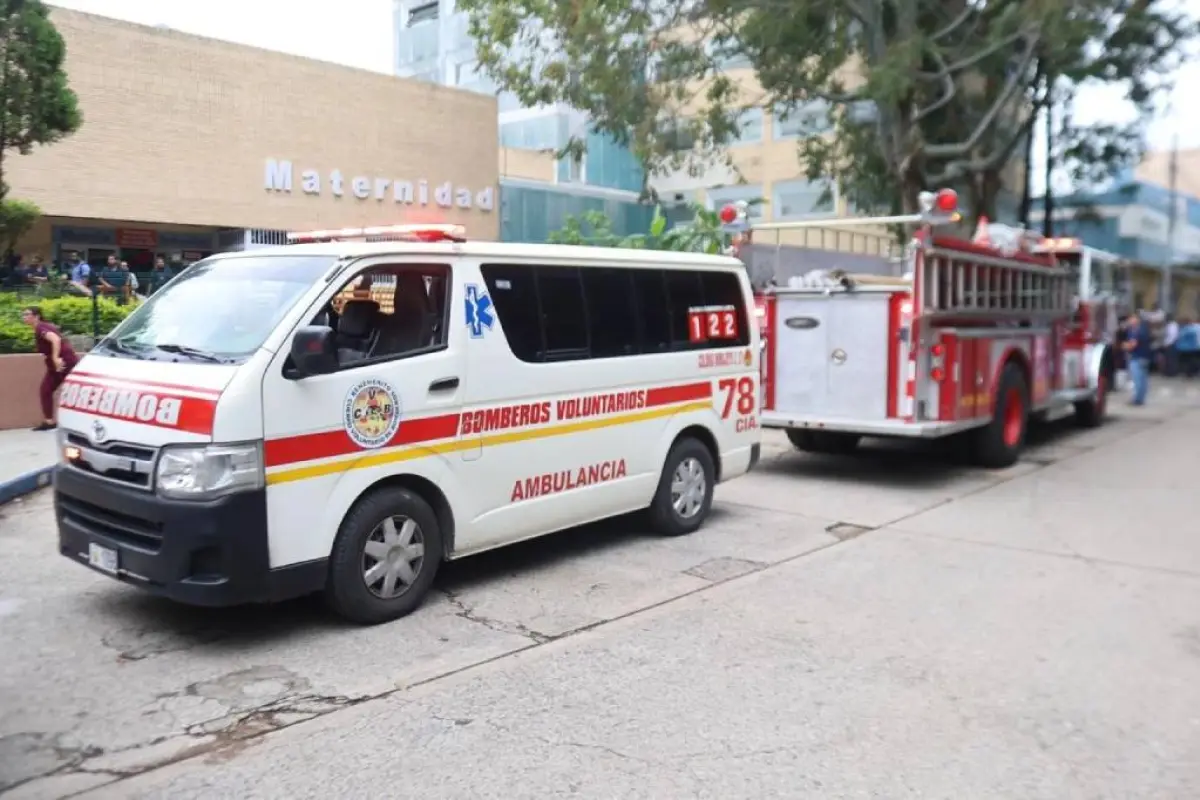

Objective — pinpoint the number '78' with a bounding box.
[717,377,756,418]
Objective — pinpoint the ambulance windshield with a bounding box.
[97,255,335,364]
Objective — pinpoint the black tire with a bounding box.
[786,429,861,454]
[970,362,1028,468]
[325,487,443,625]
[1074,360,1111,428]
[648,437,716,537]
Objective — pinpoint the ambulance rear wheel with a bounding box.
[786,430,861,455]
[648,437,715,537]
[325,487,444,625]
[971,363,1028,468]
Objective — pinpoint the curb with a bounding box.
[0,466,55,507]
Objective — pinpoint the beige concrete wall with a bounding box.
[499,148,556,182]
[1137,148,1200,196]
[7,9,500,239]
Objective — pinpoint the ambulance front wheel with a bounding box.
[648,437,716,537]
[786,430,861,455]
[325,487,444,625]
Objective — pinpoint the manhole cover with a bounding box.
[684,557,768,582]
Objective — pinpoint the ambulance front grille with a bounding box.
[65,432,158,490]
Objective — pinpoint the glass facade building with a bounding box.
[393,0,652,243]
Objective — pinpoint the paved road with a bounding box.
[1,388,1198,799]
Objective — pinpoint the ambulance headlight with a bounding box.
[156,442,264,499]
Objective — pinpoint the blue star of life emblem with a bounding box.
[465,283,495,338]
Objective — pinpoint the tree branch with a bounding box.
[918,30,1029,80]
[913,51,956,124]
[924,32,1041,159]
[932,6,976,42]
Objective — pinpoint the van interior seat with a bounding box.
[336,299,381,363]
[375,273,439,355]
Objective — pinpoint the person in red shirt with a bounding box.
[21,306,78,431]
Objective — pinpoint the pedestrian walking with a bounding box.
[1122,312,1153,406]
[21,306,79,431]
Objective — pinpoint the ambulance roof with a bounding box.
[207,240,746,271]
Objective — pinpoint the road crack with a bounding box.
[442,589,553,644]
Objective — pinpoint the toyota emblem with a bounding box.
[91,420,107,444]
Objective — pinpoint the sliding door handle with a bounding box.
[429,377,460,392]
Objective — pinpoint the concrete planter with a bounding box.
[0,354,49,430]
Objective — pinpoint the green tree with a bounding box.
[460,0,1194,221]
[0,196,39,254]
[0,0,82,200]
[548,204,735,254]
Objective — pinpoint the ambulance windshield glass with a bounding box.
[98,255,335,363]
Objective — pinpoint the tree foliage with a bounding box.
[0,195,39,253]
[548,204,732,253]
[460,0,1196,219]
[0,0,82,200]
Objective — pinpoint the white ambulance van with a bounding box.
[54,225,762,624]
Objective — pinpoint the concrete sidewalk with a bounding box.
[0,428,57,506]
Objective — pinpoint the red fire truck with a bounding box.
[721,190,1117,468]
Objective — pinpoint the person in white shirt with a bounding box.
[1164,315,1180,376]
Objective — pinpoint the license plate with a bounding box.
[88,543,119,575]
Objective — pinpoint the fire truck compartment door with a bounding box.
[774,293,891,420]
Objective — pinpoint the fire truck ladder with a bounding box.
[918,243,1075,322]
[752,216,908,262]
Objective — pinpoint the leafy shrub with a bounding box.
[0,293,135,353]
[0,317,34,353]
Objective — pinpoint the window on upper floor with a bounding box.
[773,178,836,220]
[731,108,763,145]
[773,101,833,139]
[407,2,439,24]
[705,39,751,71]
[659,119,697,152]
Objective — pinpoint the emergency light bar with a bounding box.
[286,223,468,244]
[1037,236,1082,251]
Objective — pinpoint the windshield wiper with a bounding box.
[155,344,225,363]
[100,336,149,359]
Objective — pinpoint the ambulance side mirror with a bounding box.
[289,325,338,379]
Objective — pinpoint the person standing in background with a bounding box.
[67,252,92,296]
[1123,312,1153,406]
[1163,315,1179,376]
[99,254,127,305]
[1176,318,1200,378]
[121,260,140,300]
[147,256,172,295]
[21,306,78,431]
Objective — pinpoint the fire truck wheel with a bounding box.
[971,363,1028,468]
[1074,371,1109,428]
[786,430,861,455]
[648,437,716,536]
[325,487,444,625]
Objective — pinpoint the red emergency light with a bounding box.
[719,204,739,225]
[286,223,468,244]
[933,189,957,214]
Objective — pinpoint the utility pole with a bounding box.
[1162,134,1179,314]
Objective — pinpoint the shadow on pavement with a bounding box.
[756,414,1099,487]
[83,504,697,645]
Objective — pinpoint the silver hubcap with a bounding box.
[670,457,706,519]
[362,516,425,599]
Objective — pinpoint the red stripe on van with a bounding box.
[264,412,462,469]
[265,381,715,469]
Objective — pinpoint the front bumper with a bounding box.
[55,466,324,606]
